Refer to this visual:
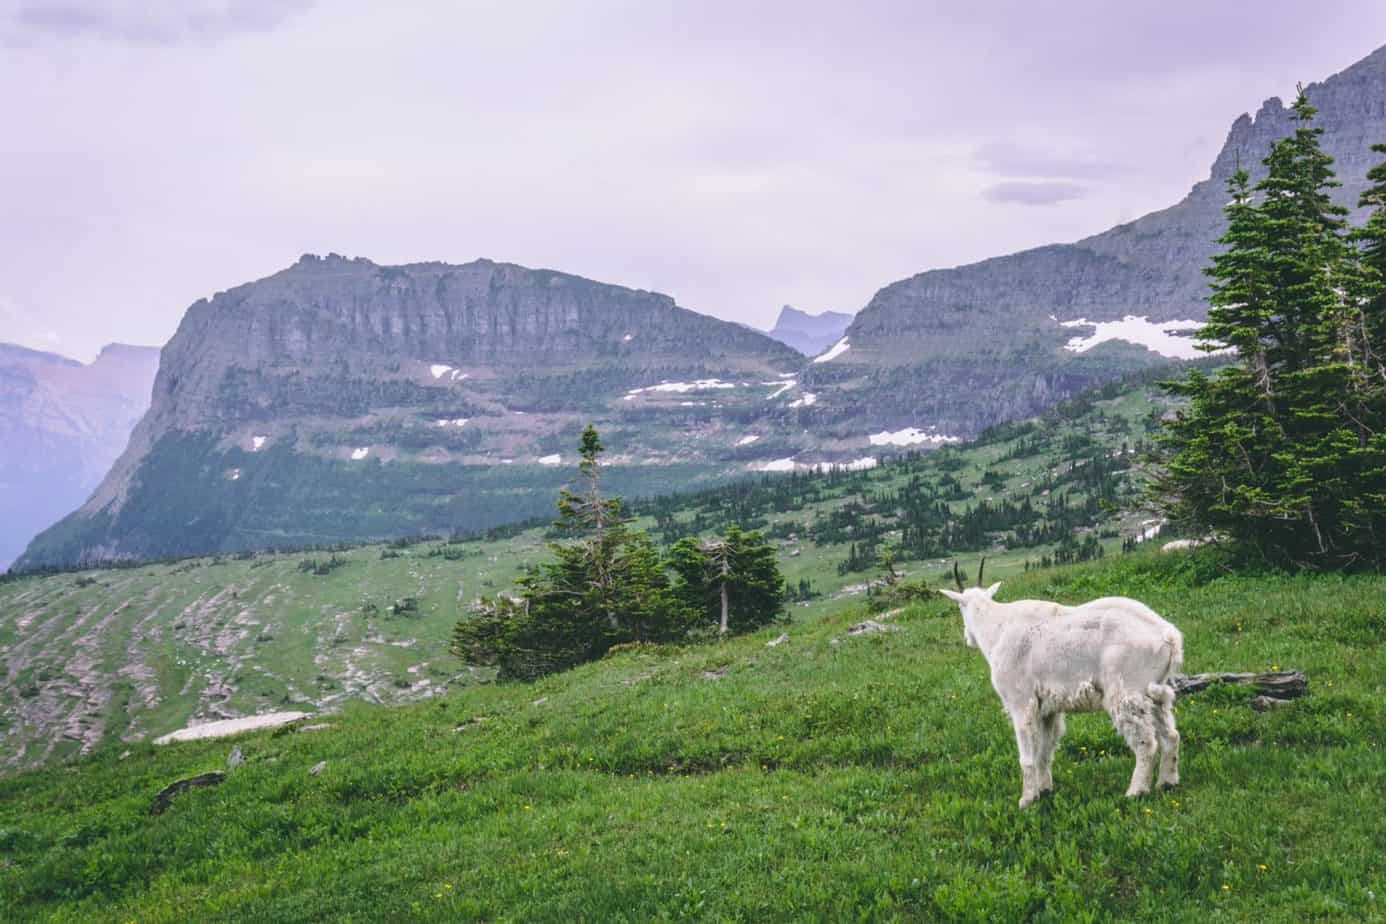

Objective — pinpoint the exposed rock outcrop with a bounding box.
[810,45,1386,435]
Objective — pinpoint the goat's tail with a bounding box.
[1163,628,1184,680]
[1145,629,1184,706]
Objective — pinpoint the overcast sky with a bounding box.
[3,1,1386,361]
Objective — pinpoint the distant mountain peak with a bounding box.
[765,305,854,356]
[772,305,854,328]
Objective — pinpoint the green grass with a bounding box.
[1,550,1381,921]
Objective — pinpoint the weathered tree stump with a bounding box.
[149,771,226,815]
[1170,670,1307,701]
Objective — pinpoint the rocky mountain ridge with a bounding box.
[805,44,1386,434]
[19,258,886,568]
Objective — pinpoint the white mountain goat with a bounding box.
[939,562,1184,808]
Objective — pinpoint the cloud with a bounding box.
[2,0,312,44]
[981,181,1091,206]
[0,295,67,354]
[973,141,1133,180]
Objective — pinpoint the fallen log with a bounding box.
[1170,670,1307,700]
[149,771,226,815]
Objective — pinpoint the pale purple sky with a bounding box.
[3,1,1386,361]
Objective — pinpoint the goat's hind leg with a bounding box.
[1037,712,1065,795]
[1111,694,1158,798]
[1150,684,1180,789]
[1011,710,1045,809]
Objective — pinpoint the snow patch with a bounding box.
[155,711,312,744]
[1058,315,1219,360]
[754,455,878,474]
[538,454,562,466]
[433,418,469,428]
[765,379,796,400]
[788,393,818,408]
[451,370,469,381]
[623,333,634,342]
[868,427,963,447]
[736,435,760,446]
[228,468,241,481]
[251,436,267,452]
[625,379,738,398]
[351,447,370,460]
[430,364,453,379]
[812,337,850,363]
[813,457,878,473]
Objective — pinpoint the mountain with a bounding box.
[802,44,1386,437]
[764,305,855,357]
[16,256,817,568]
[0,342,159,571]
[18,46,1386,570]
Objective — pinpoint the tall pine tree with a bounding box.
[1157,89,1386,568]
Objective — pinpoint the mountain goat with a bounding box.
[940,563,1184,808]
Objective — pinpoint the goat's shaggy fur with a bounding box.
[940,583,1184,808]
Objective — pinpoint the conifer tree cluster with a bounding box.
[1156,89,1386,568]
[451,426,785,679]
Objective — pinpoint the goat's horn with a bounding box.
[976,556,987,587]
[952,561,965,592]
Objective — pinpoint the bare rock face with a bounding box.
[17,259,802,568]
[808,44,1386,436]
[0,343,159,571]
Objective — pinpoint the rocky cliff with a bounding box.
[16,258,821,568]
[0,343,160,570]
[805,44,1386,435]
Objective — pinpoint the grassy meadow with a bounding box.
[1,550,1381,921]
[0,381,1165,774]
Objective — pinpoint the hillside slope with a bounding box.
[1,553,1380,921]
[0,375,1176,773]
[0,343,159,570]
[806,44,1386,436]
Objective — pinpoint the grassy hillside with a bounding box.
[0,380,1174,773]
[1,551,1381,921]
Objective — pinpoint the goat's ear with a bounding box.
[983,581,1002,598]
[938,588,964,603]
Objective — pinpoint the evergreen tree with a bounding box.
[669,525,785,635]
[1352,144,1386,388]
[451,426,690,679]
[1156,90,1386,567]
